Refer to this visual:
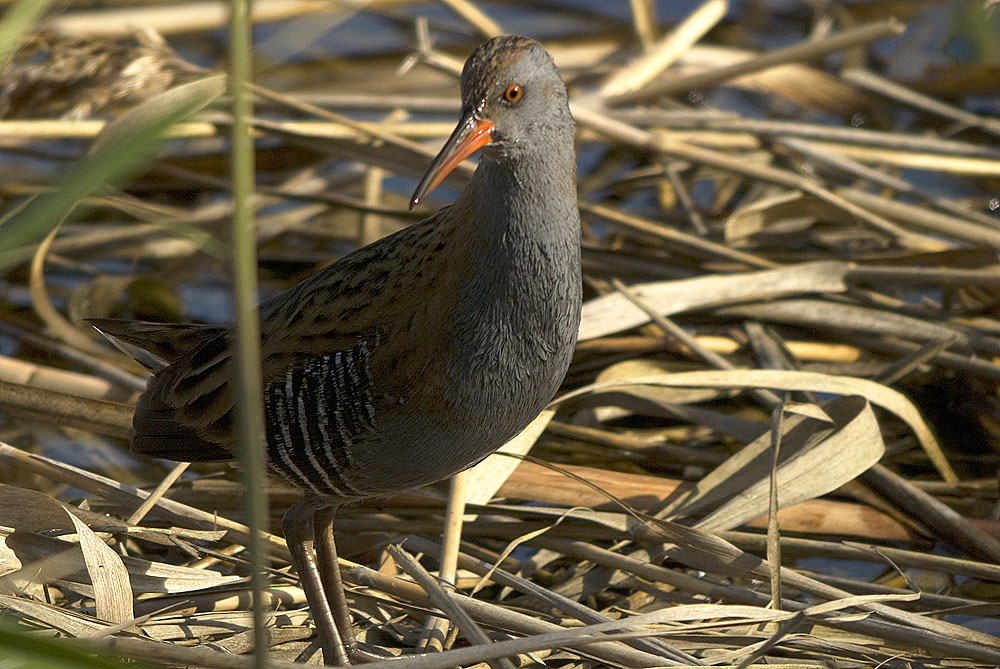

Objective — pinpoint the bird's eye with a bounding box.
[502,83,523,104]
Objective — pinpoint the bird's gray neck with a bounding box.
[440,146,581,440]
[456,147,579,249]
[447,145,581,353]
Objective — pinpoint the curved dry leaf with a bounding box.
[579,260,849,341]
[717,298,968,346]
[31,225,111,357]
[596,359,733,403]
[3,530,90,586]
[584,359,750,433]
[782,401,833,422]
[689,396,885,531]
[803,591,920,616]
[64,510,133,623]
[4,522,238,598]
[556,369,954,482]
[0,483,85,532]
[724,190,813,243]
[122,557,241,595]
[0,484,132,623]
[578,390,769,442]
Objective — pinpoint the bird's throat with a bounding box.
[459,151,579,246]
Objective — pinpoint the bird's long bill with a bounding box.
[409,114,493,209]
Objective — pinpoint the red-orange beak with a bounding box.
[410,114,494,209]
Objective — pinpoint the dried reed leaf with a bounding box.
[0,483,88,532]
[580,390,767,441]
[579,261,849,341]
[781,401,833,422]
[62,511,132,624]
[559,369,954,481]
[717,299,970,347]
[723,190,814,243]
[0,442,290,559]
[0,593,108,638]
[0,485,132,623]
[2,530,93,587]
[599,0,727,97]
[332,602,794,669]
[681,396,885,531]
[120,558,240,595]
[567,359,764,440]
[139,609,309,642]
[596,359,731,404]
[805,591,921,616]
[4,525,238,598]
[496,461,911,540]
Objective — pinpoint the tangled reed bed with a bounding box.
[0,1,999,667]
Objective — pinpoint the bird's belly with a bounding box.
[270,354,564,500]
[262,381,530,500]
[263,303,577,501]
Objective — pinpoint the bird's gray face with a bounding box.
[409,36,571,209]
[461,38,569,154]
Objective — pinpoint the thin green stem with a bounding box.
[228,1,270,666]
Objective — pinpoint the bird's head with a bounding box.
[410,35,572,209]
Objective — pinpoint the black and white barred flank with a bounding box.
[264,342,377,498]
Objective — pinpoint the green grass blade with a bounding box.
[0,75,226,270]
[0,0,55,71]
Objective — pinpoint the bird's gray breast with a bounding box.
[441,231,581,449]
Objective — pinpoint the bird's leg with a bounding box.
[282,500,351,666]
[314,507,384,664]
[313,507,357,654]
